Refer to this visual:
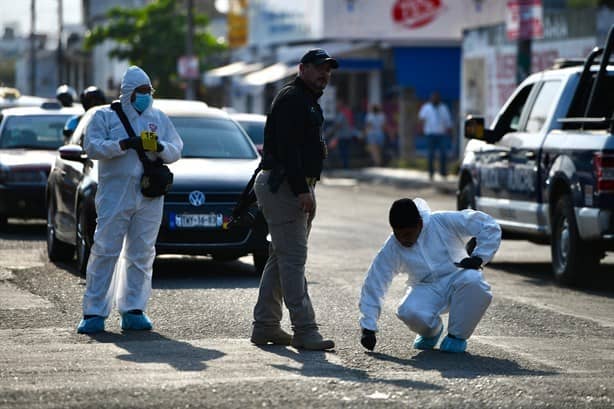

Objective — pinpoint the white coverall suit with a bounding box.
[359,199,501,340]
[82,67,183,317]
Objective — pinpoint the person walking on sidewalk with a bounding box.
[364,103,386,166]
[358,197,501,353]
[250,49,338,350]
[418,91,453,180]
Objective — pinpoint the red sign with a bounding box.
[506,0,544,40]
[392,0,444,30]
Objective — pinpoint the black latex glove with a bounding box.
[156,142,164,152]
[120,137,142,151]
[361,328,377,351]
[455,256,483,270]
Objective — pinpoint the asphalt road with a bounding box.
[1,179,614,408]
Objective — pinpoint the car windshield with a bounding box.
[170,116,257,159]
[238,120,265,145]
[0,115,71,149]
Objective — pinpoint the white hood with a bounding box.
[119,66,152,119]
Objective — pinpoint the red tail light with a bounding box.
[594,153,614,192]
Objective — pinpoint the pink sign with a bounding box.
[506,0,544,40]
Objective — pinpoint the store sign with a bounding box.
[392,0,444,30]
[506,0,544,40]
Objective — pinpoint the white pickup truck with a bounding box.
[458,24,614,285]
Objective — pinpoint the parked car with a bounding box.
[230,113,265,154]
[46,99,269,275]
[0,103,83,228]
[0,87,48,111]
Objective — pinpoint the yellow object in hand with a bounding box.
[141,130,158,151]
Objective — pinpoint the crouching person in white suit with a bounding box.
[358,198,501,353]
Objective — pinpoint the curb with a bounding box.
[322,168,458,195]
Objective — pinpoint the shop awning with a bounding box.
[241,63,298,88]
[203,61,263,86]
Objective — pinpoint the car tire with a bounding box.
[551,195,601,286]
[253,249,268,276]
[76,205,91,277]
[46,204,74,262]
[457,181,476,210]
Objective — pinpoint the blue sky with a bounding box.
[0,0,81,36]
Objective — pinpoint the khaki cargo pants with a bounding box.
[252,170,318,334]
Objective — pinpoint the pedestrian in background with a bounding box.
[359,197,500,353]
[63,86,107,138]
[77,66,183,334]
[418,91,453,180]
[330,98,355,169]
[364,103,386,166]
[251,49,338,350]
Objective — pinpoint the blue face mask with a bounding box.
[132,92,152,112]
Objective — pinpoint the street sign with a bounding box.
[178,55,200,80]
[506,0,544,40]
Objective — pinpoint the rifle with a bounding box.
[223,163,262,230]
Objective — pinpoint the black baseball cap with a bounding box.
[300,48,339,69]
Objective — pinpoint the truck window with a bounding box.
[525,80,561,133]
[494,84,534,136]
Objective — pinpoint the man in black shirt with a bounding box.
[250,49,338,350]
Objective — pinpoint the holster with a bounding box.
[267,165,286,193]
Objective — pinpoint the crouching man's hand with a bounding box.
[361,328,377,351]
[455,256,483,270]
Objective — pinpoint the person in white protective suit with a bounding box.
[77,66,183,334]
[358,197,501,353]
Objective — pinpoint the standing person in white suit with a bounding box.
[77,66,183,334]
[358,198,501,353]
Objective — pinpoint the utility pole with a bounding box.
[185,0,195,100]
[30,0,37,95]
[57,0,63,86]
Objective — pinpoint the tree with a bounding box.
[85,0,225,97]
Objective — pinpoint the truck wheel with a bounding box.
[46,204,74,262]
[551,196,600,285]
[457,181,476,210]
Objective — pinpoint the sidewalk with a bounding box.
[322,167,458,194]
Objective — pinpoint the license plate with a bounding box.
[173,213,223,228]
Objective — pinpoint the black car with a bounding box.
[46,99,268,275]
[0,103,83,228]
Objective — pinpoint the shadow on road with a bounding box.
[367,350,556,379]
[0,221,46,241]
[257,346,442,390]
[489,261,614,294]
[152,256,260,289]
[86,331,225,371]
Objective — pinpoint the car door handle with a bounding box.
[497,151,509,159]
[524,151,536,159]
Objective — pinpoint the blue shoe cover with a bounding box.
[439,335,467,353]
[121,312,153,331]
[77,316,105,334]
[413,325,443,350]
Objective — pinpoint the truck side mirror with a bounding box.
[464,115,496,143]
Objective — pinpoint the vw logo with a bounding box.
[188,191,205,207]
